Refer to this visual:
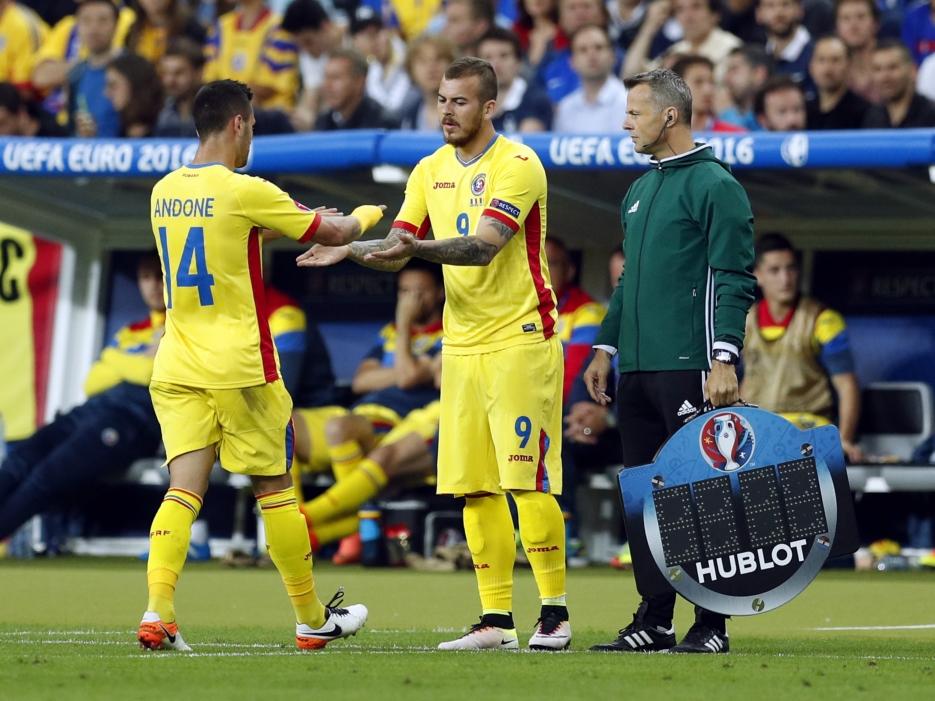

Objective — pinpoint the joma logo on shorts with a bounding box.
[433,181,455,189]
[508,454,533,463]
[526,546,560,553]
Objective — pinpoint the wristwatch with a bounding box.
[712,349,739,365]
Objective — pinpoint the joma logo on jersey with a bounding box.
[508,454,534,463]
[433,181,455,189]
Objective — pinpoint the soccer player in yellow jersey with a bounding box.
[138,79,385,652]
[298,57,571,651]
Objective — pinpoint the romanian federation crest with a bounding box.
[700,412,755,472]
[471,173,486,196]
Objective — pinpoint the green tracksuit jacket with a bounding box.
[595,144,756,372]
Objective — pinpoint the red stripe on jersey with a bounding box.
[28,238,62,430]
[247,227,279,382]
[535,429,547,492]
[481,208,519,232]
[298,213,321,243]
[392,217,431,240]
[523,203,555,339]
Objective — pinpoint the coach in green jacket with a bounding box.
[584,69,756,655]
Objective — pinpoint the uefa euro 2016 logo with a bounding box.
[700,412,755,472]
[471,173,486,196]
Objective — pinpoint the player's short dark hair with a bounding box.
[0,82,23,113]
[873,38,913,64]
[624,68,693,125]
[282,0,329,33]
[400,259,444,287]
[477,26,521,60]
[834,0,880,22]
[444,57,498,103]
[753,75,802,116]
[164,37,206,70]
[754,232,798,266]
[671,54,715,79]
[328,48,369,78]
[193,80,253,138]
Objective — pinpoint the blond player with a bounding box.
[298,57,570,651]
[138,79,384,652]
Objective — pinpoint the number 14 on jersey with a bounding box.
[158,226,216,308]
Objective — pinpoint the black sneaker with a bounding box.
[589,617,676,652]
[669,623,729,654]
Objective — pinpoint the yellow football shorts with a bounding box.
[292,405,350,474]
[437,338,563,496]
[150,378,294,477]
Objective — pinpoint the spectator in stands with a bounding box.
[153,38,203,137]
[477,27,553,132]
[554,24,628,132]
[0,252,165,542]
[625,0,742,78]
[204,0,282,105]
[314,48,400,130]
[806,34,869,128]
[834,0,880,101]
[719,43,772,129]
[902,0,935,65]
[673,54,748,130]
[863,39,935,127]
[32,0,133,104]
[609,0,680,54]
[349,5,412,118]
[66,0,121,137]
[267,0,341,129]
[0,0,48,87]
[757,0,814,86]
[103,52,163,137]
[399,34,457,131]
[443,0,494,56]
[539,0,610,103]
[741,233,865,463]
[514,0,564,69]
[0,81,67,135]
[754,73,807,128]
[124,0,206,65]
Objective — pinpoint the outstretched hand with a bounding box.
[365,232,419,262]
[296,244,350,267]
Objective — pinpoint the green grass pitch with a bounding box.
[1,559,933,700]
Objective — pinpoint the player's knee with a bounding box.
[324,415,355,444]
[511,491,548,543]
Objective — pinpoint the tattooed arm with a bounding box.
[296,227,412,272]
[366,215,517,267]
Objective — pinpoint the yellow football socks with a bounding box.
[308,513,359,548]
[513,491,567,601]
[328,439,364,481]
[257,488,326,628]
[463,494,516,614]
[146,488,203,623]
[303,458,388,524]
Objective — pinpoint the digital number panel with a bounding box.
[738,466,788,548]
[778,458,828,539]
[653,484,701,567]
[692,476,741,559]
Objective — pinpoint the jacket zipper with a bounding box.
[633,166,665,369]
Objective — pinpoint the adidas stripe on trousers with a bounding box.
[615,370,728,631]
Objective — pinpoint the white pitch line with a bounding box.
[811,624,935,632]
[0,630,129,637]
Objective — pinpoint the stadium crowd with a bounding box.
[1,0,935,138]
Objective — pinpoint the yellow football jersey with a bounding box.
[34,8,134,64]
[150,163,319,389]
[204,8,280,87]
[394,135,557,355]
[0,2,48,85]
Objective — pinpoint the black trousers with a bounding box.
[616,370,727,630]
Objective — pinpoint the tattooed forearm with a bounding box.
[482,215,516,242]
[347,230,407,271]
[415,236,498,266]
